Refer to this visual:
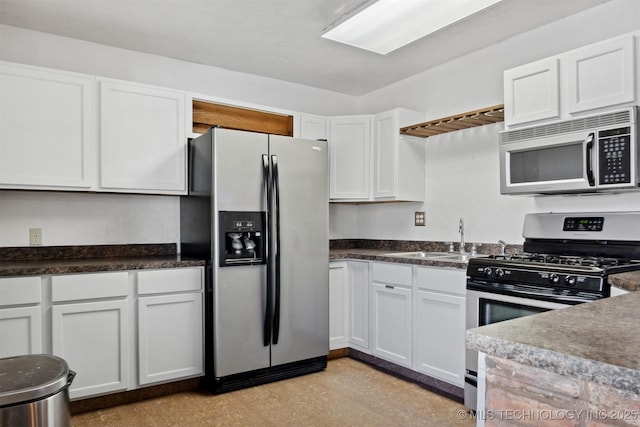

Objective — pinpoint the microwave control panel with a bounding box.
[598,126,631,185]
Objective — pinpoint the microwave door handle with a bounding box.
[585,133,595,187]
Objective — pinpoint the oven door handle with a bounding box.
[585,132,595,187]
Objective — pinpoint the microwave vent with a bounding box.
[500,108,634,144]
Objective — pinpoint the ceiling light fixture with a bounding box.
[321,0,503,55]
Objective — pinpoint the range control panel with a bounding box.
[563,216,604,232]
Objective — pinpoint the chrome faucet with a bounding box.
[458,217,466,254]
[498,240,507,256]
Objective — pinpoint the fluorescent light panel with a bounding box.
[322,0,503,55]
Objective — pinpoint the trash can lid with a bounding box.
[0,354,70,407]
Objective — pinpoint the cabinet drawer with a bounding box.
[0,276,41,306]
[52,272,129,302]
[414,267,465,295]
[137,267,203,295]
[371,262,412,286]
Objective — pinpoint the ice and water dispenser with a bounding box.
[218,211,266,266]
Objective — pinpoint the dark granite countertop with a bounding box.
[466,291,640,394]
[0,255,205,277]
[330,240,640,291]
[0,244,205,277]
[330,248,640,291]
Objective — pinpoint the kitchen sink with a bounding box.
[384,251,478,262]
[383,251,451,258]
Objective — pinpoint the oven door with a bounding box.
[499,130,595,195]
[464,288,570,410]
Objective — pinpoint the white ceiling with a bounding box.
[0,0,611,95]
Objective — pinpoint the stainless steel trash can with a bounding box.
[0,354,76,427]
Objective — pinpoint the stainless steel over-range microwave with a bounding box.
[499,106,639,195]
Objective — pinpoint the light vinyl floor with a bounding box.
[71,358,475,426]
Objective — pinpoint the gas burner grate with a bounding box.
[488,253,630,268]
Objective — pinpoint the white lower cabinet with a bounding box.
[51,272,130,399]
[52,299,129,399]
[412,267,466,387]
[329,260,370,352]
[5,266,206,401]
[334,260,466,388]
[0,276,42,358]
[371,262,412,368]
[329,262,349,350]
[137,268,204,385]
[348,261,370,353]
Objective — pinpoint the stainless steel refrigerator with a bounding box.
[180,127,329,393]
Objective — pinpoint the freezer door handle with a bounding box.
[271,154,281,345]
[262,154,272,347]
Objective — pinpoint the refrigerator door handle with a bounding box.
[271,154,281,345]
[262,154,272,347]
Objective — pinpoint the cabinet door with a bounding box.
[413,288,465,386]
[371,282,412,367]
[0,306,42,357]
[138,292,203,385]
[504,57,559,127]
[299,114,327,141]
[328,115,372,200]
[348,261,370,352]
[329,262,349,350]
[99,79,186,194]
[372,108,424,201]
[52,299,129,399]
[373,110,397,199]
[565,35,636,114]
[0,62,95,190]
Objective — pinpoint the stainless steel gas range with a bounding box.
[464,211,640,410]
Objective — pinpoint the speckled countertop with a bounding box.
[329,241,640,292]
[0,244,205,277]
[2,240,638,291]
[466,291,640,394]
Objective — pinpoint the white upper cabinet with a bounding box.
[504,58,559,126]
[0,62,96,190]
[372,108,425,201]
[565,35,636,114]
[504,33,637,128]
[0,62,190,195]
[328,108,425,202]
[299,114,327,141]
[99,79,187,194]
[328,115,373,200]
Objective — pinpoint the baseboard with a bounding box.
[347,348,464,403]
[328,347,350,359]
[70,378,202,415]
[70,348,462,414]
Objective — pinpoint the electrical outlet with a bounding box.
[414,212,425,226]
[29,228,42,246]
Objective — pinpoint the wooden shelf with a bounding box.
[400,104,504,138]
